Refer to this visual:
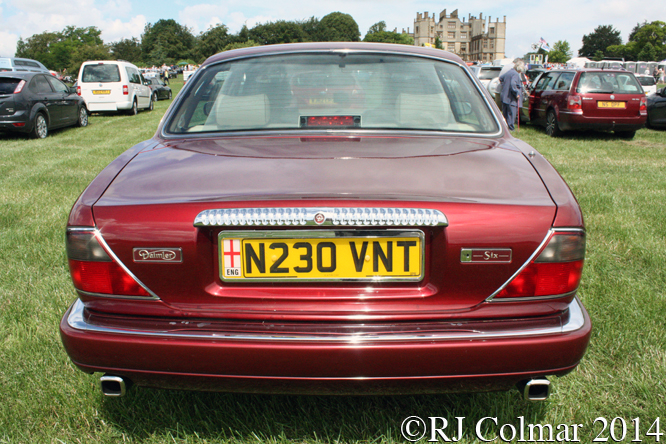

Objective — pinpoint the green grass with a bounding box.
[1,79,665,443]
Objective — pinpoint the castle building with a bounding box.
[410,9,506,62]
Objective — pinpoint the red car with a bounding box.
[60,43,591,400]
[522,69,647,138]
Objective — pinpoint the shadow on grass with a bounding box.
[100,389,549,442]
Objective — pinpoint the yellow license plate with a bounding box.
[309,98,334,105]
[219,232,423,281]
[598,101,625,108]
[92,90,111,95]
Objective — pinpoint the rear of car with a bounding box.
[0,75,29,133]
[78,61,151,113]
[0,57,50,74]
[636,75,657,96]
[558,70,647,134]
[60,43,591,398]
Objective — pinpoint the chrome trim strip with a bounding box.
[76,289,161,301]
[489,291,577,303]
[66,227,161,301]
[195,207,448,227]
[218,229,425,282]
[66,297,588,342]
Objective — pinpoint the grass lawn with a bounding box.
[1,78,665,444]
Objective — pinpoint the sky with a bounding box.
[1,0,664,60]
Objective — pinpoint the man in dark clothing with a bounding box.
[499,59,525,131]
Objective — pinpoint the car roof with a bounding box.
[202,42,466,67]
[0,71,40,80]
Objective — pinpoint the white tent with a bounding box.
[567,57,591,68]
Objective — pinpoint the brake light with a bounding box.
[640,96,647,114]
[66,229,150,297]
[494,231,585,299]
[13,80,26,94]
[568,95,582,110]
[76,85,81,96]
[123,85,129,95]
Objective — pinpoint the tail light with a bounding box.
[66,228,151,297]
[640,97,647,115]
[123,85,129,95]
[76,85,81,96]
[568,95,582,110]
[494,231,585,300]
[13,80,26,94]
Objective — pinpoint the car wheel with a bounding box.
[545,110,561,137]
[128,99,138,116]
[31,113,48,139]
[77,107,88,127]
[615,130,636,139]
[168,91,172,100]
[152,92,158,102]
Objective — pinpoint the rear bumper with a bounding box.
[558,110,646,131]
[60,297,592,395]
[0,111,31,133]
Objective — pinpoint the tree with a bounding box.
[629,21,666,61]
[110,38,142,63]
[222,40,260,52]
[547,40,572,63]
[363,21,414,45]
[593,50,605,61]
[248,20,308,45]
[196,24,231,62]
[142,19,196,65]
[298,17,320,41]
[579,25,622,58]
[317,12,360,42]
[637,42,657,62]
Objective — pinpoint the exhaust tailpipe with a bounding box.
[99,375,131,397]
[517,378,551,401]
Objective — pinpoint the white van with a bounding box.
[0,57,50,74]
[77,60,153,114]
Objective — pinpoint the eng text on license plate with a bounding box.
[219,230,424,282]
[598,101,625,108]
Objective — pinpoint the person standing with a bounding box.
[499,59,525,132]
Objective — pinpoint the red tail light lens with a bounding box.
[13,80,26,94]
[494,231,585,300]
[123,85,129,95]
[66,229,150,297]
[640,97,647,114]
[76,85,81,96]
[568,95,582,110]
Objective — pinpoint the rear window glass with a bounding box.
[82,64,121,83]
[637,76,656,86]
[577,72,642,94]
[478,68,501,80]
[167,53,499,135]
[0,78,21,94]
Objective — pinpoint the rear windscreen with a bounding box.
[637,76,656,86]
[81,64,121,83]
[478,69,501,80]
[576,72,642,94]
[0,78,21,94]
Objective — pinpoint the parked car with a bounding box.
[646,86,666,129]
[635,74,657,96]
[497,69,647,138]
[144,78,172,101]
[0,72,88,138]
[77,60,153,115]
[60,42,591,400]
[0,57,50,74]
[471,65,502,90]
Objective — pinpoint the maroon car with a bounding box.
[523,69,647,138]
[60,43,591,400]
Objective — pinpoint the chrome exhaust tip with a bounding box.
[99,375,131,397]
[517,378,551,401]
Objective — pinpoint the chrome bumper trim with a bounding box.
[66,297,587,342]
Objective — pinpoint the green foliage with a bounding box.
[317,12,360,42]
[593,50,605,61]
[248,20,308,46]
[435,36,443,49]
[142,19,196,66]
[637,42,657,62]
[14,26,109,73]
[363,21,414,45]
[222,40,260,52]
[109,37,142,64]
[547,40,572,63]
[195,24,231,62]
[298,16,320,41]
[579,25,622,58]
